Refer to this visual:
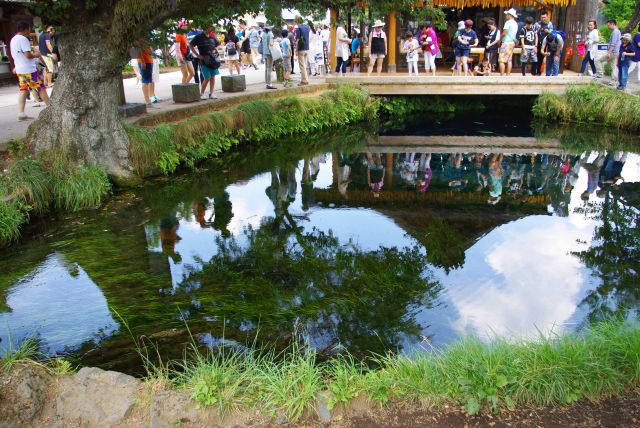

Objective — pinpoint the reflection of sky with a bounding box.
[0,253,117,354]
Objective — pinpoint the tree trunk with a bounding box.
[624,1,640,33]
[27,26,135,183]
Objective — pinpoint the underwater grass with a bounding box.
[127,319,640,421]
[126,85,379,176]
[533,84,640,132]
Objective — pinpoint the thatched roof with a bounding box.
[435,0,575,7]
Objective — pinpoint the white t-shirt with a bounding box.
[10,34,37,74]
[404,39,419,62]
[502,19,518,44]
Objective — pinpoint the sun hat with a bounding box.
[457,20,465,30]
[504,8,518,18]
[373,19,385,28]
[464,19,474,28]
[622,33,632,41]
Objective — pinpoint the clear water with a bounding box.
[1,123,639,374]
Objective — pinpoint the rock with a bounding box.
[117,102,147,118]
[172,83,200,103]
[56,367,141,427]
[221,75,246,93]
[315,393,333,424]
[0,366,51,427]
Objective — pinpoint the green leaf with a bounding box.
[496,374,508,388]
[465,397,481,415]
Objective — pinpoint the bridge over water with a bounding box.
[325,75,589,96]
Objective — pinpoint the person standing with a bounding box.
[187,27,203,84]
[10,21,49,120]
[309,23,323,76]
[188,28,221,99]
[296,17,311,86]
[484,19,500,72]
[580,20,599,76]
[367,20,387,76]
[224,27,241,75]
[499,8,518,76]
[38,26,55,87]
[280,29,292,86]
[533,10,554,76]
[248,23,261,70]
[596,19,621,83]
[137,39,159,107]
[261,25,277,89]
[287,26,296,74]
[518,17,538,76]
[617,33,636,91]
[626,24,640,83]
[403,32,420,76]
[455,20,478,76]
[542,31,563,76]
[335,22,351,76]
[421,21,439,76]
[175,21,195,84]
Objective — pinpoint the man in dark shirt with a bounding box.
[296,17,311,86]
[189,29,221,99]
[38,26,55,87]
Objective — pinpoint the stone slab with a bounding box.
[171,83,200,103]
[118,102,147,118]
[221,74,246,92]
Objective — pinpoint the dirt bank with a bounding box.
[1,364,639,428]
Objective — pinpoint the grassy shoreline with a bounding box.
[3,320,639,421]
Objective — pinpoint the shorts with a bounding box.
[282,58,292,72]
[138,62,153,84]
[42,55,56,73]
[520,48,538,63]
[455,46,470,58]
[177,56,189,66]
[17,71,45,92]
[370,53,386,60]
[200,64,220,79]
[498,43,515,64]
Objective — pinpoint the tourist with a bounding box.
[309,23,323,76]
[626,23,640,83]
[533,11,554,76]
[38,26,55,87]
[499,8,518,76]
[175,20,195,84]
[187,27,203,84]
[240,29,251,69]
[488,153,504,205]
[296,16,311,86]
[137,39,159,107]
[225,27,241,75]
[450,21,464,74]
[366,152,385,198]
[261,25,276,89]
[367,20,387,76]
[287,26,296,75]
[484,18,500,71]
[596,20,621,84]
[248,22,261,70]
[335,22,351,76]
[421,21,439,76]
[519,17,538,76]
[188,28,221,99]
[580,20,599,76]
[617,33,636,91]
[542,31,564,76]
[455,20,478,76]
[404,32,420,76]
[473,57,491,76]
[280,29,292,87]
[416,153,433,193]
[10,21,49,120]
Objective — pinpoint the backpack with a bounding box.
[202,50,221,69]
[297,31,307,51]
[226,41,237,56]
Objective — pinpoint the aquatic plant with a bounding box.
[533,84,640,131]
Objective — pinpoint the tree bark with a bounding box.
[27,27,134,182]
[624,1,640,33]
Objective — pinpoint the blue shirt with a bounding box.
[39,33,51,55]
[296,24,311,51]
[248,28,260,49]
[261,31,273,56]
[351,37,360,53]
[280,37,291,57]
[618,42,635,66]
[609,28,622,55]
[633,33,640,62]
[459,29,477,48]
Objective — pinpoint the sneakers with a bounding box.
[208,92,218,99]
[18,113,33,121]
[151,95,162,103]
[266,85,277,90]
[200,94,208,100]
[146,103,159,109]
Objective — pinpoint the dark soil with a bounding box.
[340,394,640,428]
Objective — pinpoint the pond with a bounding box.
[1,111,639,374]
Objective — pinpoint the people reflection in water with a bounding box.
[488,153,504,205]
[581,152,606,201]
[416,153,433,193]
[366,152,385,198]
[160,214,182,262]
[212,191,233,237]
[193,198,211,228]
[447,153,467,190]
[507,156,526,194]
[399,152,418,185]
[337,152,355,199]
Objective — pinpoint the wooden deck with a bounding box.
[325,75,589,95]
[366,136,564,154]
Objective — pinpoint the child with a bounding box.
[518,16,538,76]
[403,32,420,76]
[280,29,292,87]
[473,58,491,76]
[456,20,478,76]
[617,33,636,90]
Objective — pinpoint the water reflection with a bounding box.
[1,131,639,373]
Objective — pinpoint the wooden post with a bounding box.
[359,15,365,73]
[330,8,338,72]
[387,11,397,73]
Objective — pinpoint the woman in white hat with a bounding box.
[367,20,387,76]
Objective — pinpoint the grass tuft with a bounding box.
[52,166,112,211]
[2,158,51,214]
[0,200,27,246]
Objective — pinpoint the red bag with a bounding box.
[577,41,586,57]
